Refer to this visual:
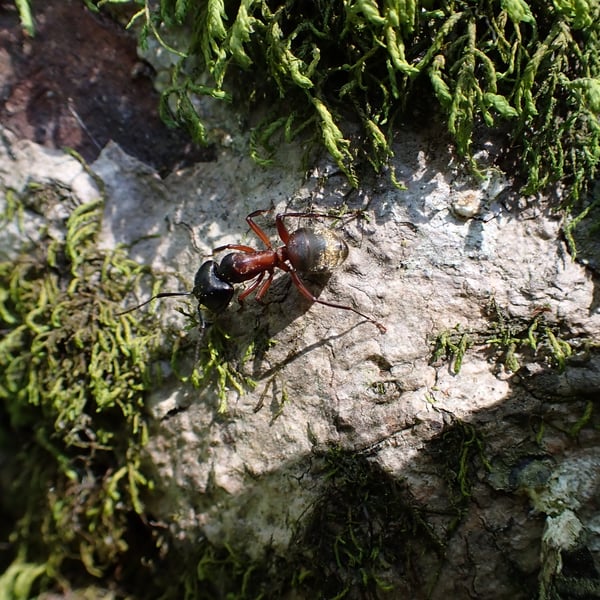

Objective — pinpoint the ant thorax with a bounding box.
[285,227,349,273]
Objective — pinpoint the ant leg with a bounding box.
[213,243,256,254]
[246,209,274,248]
[237,271,266,305]
[289,271,386,333]
[254,271,274,303]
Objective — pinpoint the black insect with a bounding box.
[119,209,386,333]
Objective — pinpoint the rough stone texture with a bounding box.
[2,99,599,597]
[0,0,212,174]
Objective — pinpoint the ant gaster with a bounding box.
[119,209,386,333]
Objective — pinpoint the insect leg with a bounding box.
[289,271,386,333]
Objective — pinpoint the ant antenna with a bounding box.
[116,291,192,316]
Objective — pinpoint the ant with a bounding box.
[119,209,386,333]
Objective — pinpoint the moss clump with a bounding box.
[0,180,263,597]
[170,317,258,414]
[103,0,600,200]
[428,419,490,508]
[431,299,578,375]
[0,184,165,596]
[287,447,443,598]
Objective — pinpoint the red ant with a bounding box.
[119,209,386,333]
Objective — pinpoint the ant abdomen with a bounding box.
[286,227,349,273]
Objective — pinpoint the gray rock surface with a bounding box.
[2,107,599,597]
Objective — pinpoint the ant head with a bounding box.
[192,261,235,313]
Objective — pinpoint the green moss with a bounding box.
[167,437,494,598]
[99,0,599,200]
[0,183,165,595]
[13,0,34,36]
[563,184,600,261]
[432,298,581,375]
[12,0,600,211]
[147,446,455,599]
[431,325,472,375]
[429,420,491,508]
[484,299,576,372]
[184,541,273,599]
[171,318,258,413]
[0,179,265,597]
[287,447,443,598]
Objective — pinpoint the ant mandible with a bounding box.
[119,209,386,333]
